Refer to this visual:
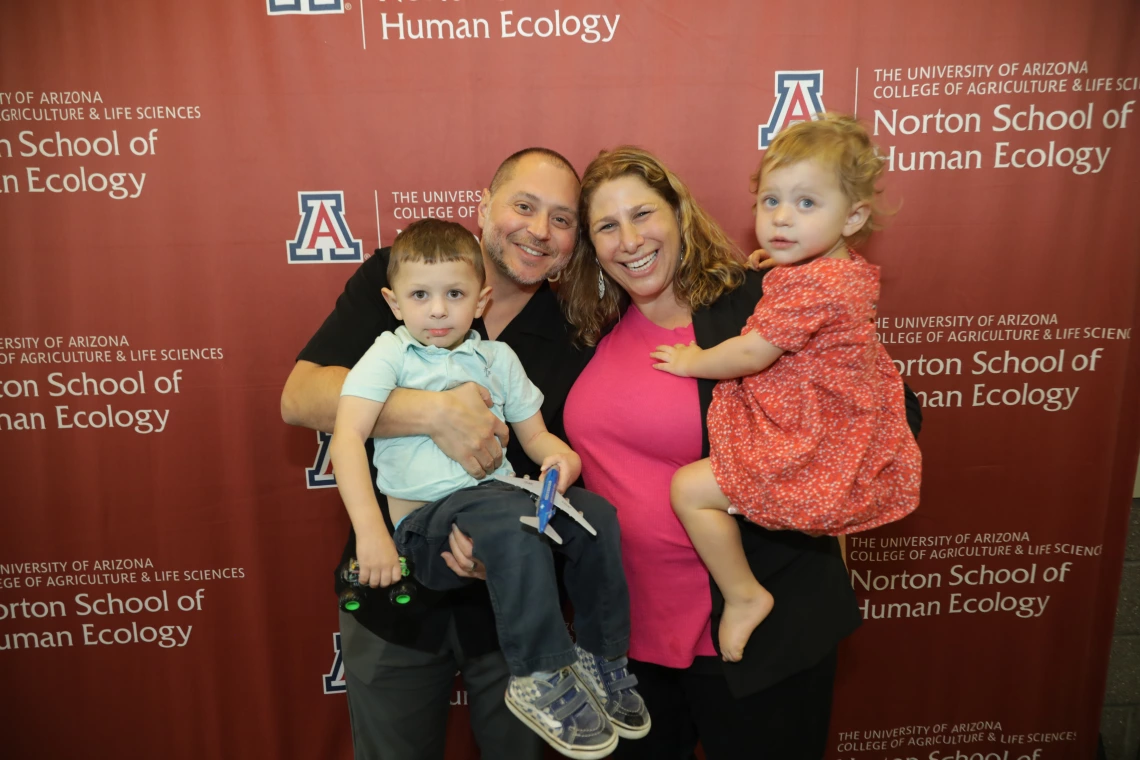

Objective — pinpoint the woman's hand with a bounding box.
[650,341,705,377]
[440,524,486,580]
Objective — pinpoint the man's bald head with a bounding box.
[489,147,580,196]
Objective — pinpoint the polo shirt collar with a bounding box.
[393,325,483,356]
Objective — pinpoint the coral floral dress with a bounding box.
[707,253,921,535]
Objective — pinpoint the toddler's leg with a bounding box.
[452,503,577,676]
[555,490,650,741]
[671,459,773,662]
[554,488,630,660]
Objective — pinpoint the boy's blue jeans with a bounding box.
[394,480,631,677]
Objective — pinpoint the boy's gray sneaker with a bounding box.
[571,644,651,739]
[505,667,619,759]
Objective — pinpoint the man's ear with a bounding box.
[476,189,491,229]
[843,201,871,238]
[474,285,493,318]
[381,287,402,321]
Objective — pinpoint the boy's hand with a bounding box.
[650,342,704,377]
[355,530,403,588]
[540,452,581,493]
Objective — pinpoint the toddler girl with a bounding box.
[652,113,922,662]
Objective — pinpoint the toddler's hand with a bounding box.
[747,248,778,271]
[540,452,581,493]
[355,531,403,589]
[650,341,703,377]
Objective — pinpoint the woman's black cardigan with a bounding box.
[689,268,923,697]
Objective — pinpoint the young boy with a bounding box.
[329,218,648,759]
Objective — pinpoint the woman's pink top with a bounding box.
[564,305,717,668]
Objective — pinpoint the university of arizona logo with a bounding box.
[288,192,363,264]
[323,632,346,694]
[306,431,336,489]
[759,71,825,149]
[268,0,343,15]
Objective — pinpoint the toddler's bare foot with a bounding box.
[719,587,774,662]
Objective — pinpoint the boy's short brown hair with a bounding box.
[387,218,484,285]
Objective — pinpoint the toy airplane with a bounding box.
[495,468,597,544]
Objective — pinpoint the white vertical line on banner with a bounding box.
[853,68,859,117]
[374,190,381,247]
[360,1,367,50]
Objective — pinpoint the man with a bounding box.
[281,149,592,759]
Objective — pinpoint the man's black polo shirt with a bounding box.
[297,248,592,657]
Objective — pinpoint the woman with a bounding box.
[559,146,921,759]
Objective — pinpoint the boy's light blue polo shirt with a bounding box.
[340,326,545,502]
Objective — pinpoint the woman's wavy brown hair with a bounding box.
[561,146,745,347]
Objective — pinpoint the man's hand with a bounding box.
[432,382,510,479]
[440,525,486,580]
[540,452,581,494]
[650,341,706,377]
[747,248,778,271]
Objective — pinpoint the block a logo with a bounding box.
[306,431,336,489]
[759,71,825,149]
[288,192,363,264]
[323,632,346,694]
[268,0,344,15]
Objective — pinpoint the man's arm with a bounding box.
[281,359,509,477]
[378,383,510,478]
[282,249,509,475]
[280,359,461,436]
[281,360,349,433]
[283,251,391,433]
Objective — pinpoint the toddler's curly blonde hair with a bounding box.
[753,113,889,247]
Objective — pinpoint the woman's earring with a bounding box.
[597,266,606,299]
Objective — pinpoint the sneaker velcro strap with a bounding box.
[606,674,638,692]
[549,689,590,721]
[600,657,628,673]
[599,658,639,691]
[536,674,590,721]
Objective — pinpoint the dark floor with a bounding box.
[1100,501,1140,760]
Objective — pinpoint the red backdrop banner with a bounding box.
[2,1,1139,758]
